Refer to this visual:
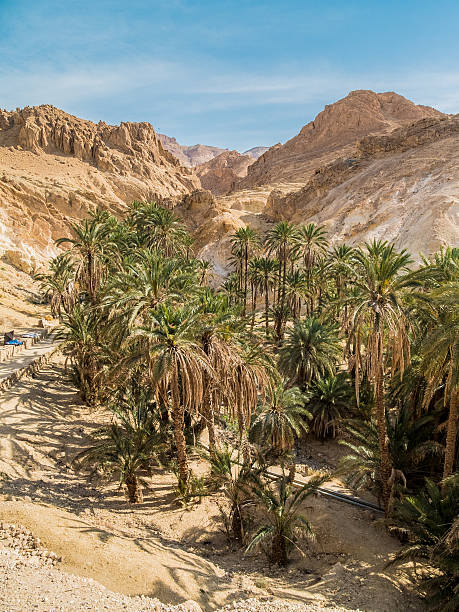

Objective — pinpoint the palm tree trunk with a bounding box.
[374,325,391,514]
[443,387,458,479]
[236,403,250,464]
[264,276,269,336]
[287,461,296,483]
[251,284,257,331]
[243,244,248,315]
[125,474,142,503]
[173,404,189,485]
[272,534,288,566]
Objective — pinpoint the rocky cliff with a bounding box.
[0,105,200,271]
[236,90,444,190]
[1,92,457,280]
[260,113,459,254]
[195,150,255,195]
[158,134,228,167]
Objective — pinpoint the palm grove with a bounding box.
[39,202,458,608]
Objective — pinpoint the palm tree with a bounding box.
[230,227,259,315]
[388,475,459,611]
[252,256,278,335]
[294,223,328,277]
[306,372,354,440]
[328,244,357,332]
[196,289,241,453]
[205,445,264,544]
[419,282,459,479]
[250,384,309,456]
[57,305,106,405]
[57,214,114,305]
[74,390,163,502]
[247,473,328,565]
[278,317,341,390]
[265,222,299,339]
[341,407,442,508]
[285,269,307,320]
[126,303,212,486]
[103,249,195,330]
[344,240,416,512]
[130,201,189,256]
[38,253,76,319]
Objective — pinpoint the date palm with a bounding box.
[247,473,328,565]
[278,317,341,390]
[344,240,416,512]
[103,250,195,332]
[230,227,259,315]
[127,303,212,486]
[38,253,76,319]
[205,445,265,544]
[196,289,241,453]
[419,281,459,479]
[294,223,328,278]
[57,305,107,405]
[285,269,307,320]
[129,201,189,256]
[57,214,114,305]
[250,383,309,456]
[388,475,459,611]
[253,256,279,335]
[74,390,163,503]
[306,372,354,440]
[265,222,299,339]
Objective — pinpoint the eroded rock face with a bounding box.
[236,90,445,189]
[158,133,228,167]
[195,150,255,195]
[264,114,459,255]
[0,105,200,266]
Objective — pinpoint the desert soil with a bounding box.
[0,353,425,611]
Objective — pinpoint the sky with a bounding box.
[1,0,459,151]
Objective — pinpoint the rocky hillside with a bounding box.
[195,150,255,195]
[265,114,459,254]
[158,133,228,167]
[0,105,200,271]
[243,146,269,159]
[236,90,445,190]
[0,92,457,280]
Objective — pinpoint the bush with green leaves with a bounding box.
[305,371,354,440]
[74,390,164,503]
[247,473,328,565]
[388,475,459,611]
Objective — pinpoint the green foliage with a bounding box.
[74,388,164,502]
[388,475,459,611]
[246,473,328,565]
[204,445,264,544]
[305,372,354,440]
[278,317,341,388]
[250,384,310,454]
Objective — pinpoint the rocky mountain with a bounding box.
[0,91,457,281]
[264,114,459,254]
[158,135,268,168]
[243,146,269,159]
[0,105,199,271]
[195,150,255,195]
[158,134,228,167]
[236,90,444,190]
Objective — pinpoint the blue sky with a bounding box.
[1,0,459,150]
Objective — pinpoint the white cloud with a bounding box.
[1,57,458,125]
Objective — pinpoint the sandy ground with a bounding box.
[0,355,425,611]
